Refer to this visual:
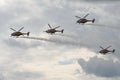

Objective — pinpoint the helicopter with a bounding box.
[75,13,95,24]
[10,27,30,37]
[44,24,64,34]
[99,46,115,55]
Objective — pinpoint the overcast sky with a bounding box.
[0,0,120,80]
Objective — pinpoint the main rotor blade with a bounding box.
[106,46,111,49]
[10,28,16,31]
[100,46,104,49]
[18,27,24,32]
[83,13,89,18]
[48,24,52,29]
[75,16,81,18]
[54,26,60,29]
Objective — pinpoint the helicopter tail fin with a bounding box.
[112,49,115,53]
[27,32,30,36]
[92,18,95,23]
[61,29,64,33]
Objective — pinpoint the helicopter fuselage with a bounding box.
[46,29,56,34]
[99,49,110,54]
[77,18,88,23]
[11,32,30,37]
[11,32,23,36]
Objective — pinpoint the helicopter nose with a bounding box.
[76,20,80,23]
[46,30,49,33]
[11,33,13,36]
[99,51,102,53]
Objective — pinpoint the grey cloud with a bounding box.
[3,38,44,49]
[10,71,44,80]
[58,58,77,65]
[69,0,120,2]
[0,73,5,80]
[0,70,44,80]
[78,56,120,77]
[4,38,28,48]
[104,3,120,17]
[81,0,119,1]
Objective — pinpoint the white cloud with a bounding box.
[78,56,120,78]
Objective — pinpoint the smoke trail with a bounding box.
[85,23,120,29]
[54,34,78,38]
[20,36,56,43]
[20,36,88,47]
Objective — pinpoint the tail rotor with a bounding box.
[27,32,30,36]
[61,29,64,33]
[112,49,115,53]
[92,18,95,23]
